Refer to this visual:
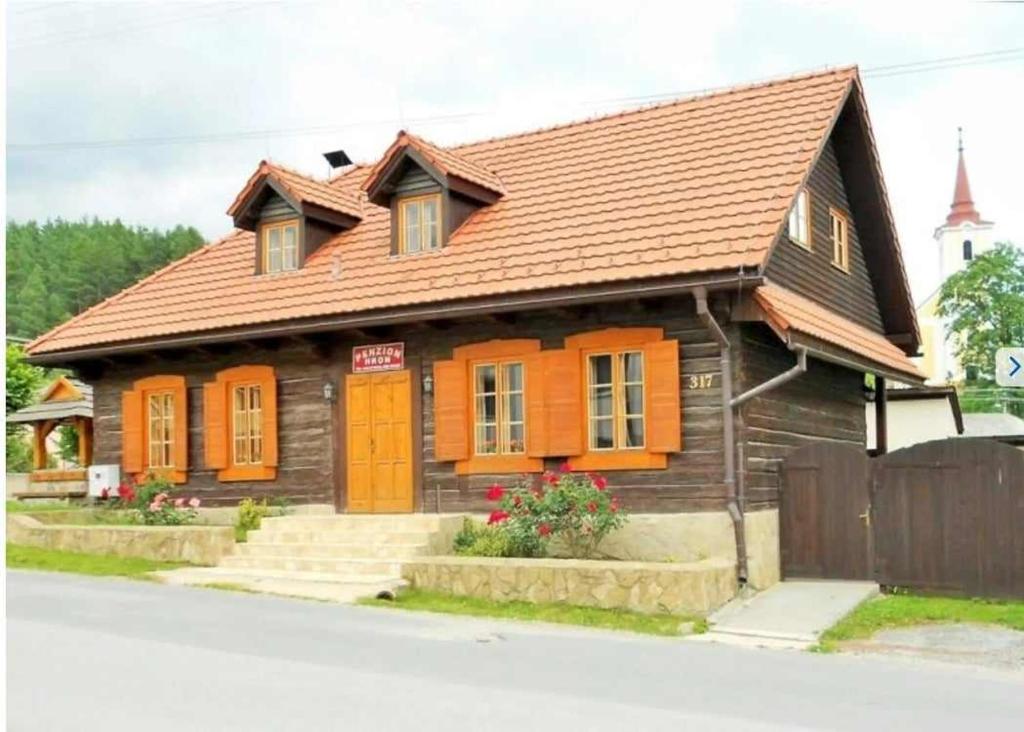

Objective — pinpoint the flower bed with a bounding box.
[455,465,628,559]
[401,555,737,616]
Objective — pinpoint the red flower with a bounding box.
[543,472,559,485]
[537,523,552,537]
[559,461,573,473]
[587,501,598,513]
[610,498,619,514]
[100,487,109,500]
[590,474,608,490]
[117,483,136,503]
[486,484,505,501]
[487,510,510,525]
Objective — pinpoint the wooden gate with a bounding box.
[780,438,1024,598]
[872,439,1024,599]
[779,443,873,580]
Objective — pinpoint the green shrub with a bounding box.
[453,518,517,557]
[236,497,270,538]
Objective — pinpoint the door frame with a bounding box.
[334,356,423,513]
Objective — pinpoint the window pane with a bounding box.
[592,419,614,449]
[267,228,282,272]
[589,354,613,386]
[283,226,298,270]
[404,201,421,252]
[507,423,525,454]
[476,364,496,395]
[590,385,613,419]
[624,384,644,415]
[422,198,440,250]
[476,424,498,454]
[624,417,645,448]
[622,352,643,383]
[506,392,524,422]
[502,362,523,392]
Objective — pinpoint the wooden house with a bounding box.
[26,67,923,585]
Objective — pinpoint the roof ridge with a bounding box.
[448,65,858,154]
[26,230,243,352]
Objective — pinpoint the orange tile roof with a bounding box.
[227,160,363,220]
[362,130,506,196]
[30,67,864,357]
[754,283,923,380]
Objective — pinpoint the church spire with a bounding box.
[945,127,982,227]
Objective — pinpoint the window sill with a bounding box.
[135,468,188,485]
[789,237,811,251]
[217,465,277,482]
[830,260,850,274]
[455,455,543,476]
[570,451,667,471]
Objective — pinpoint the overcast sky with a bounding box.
[6,0,1023,302]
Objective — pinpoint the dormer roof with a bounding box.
[228,160,363,230]
[362,130,506,206]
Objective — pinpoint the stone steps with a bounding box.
[235,541,431,560]
[155,513,466,603]
[219,554,403,575]
[153,566,406,603]
[247,529,438,545]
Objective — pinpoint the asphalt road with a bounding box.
[7,570,1023,731]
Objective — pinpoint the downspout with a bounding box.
[696,288,809,585]
[694,288,746,583]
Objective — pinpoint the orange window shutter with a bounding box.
[524,352,547,457]
[644,339,682,453]
[173,381,189,474]
[203,381,228,470]
[543,349,583,457]
[433,359,469,461]
[262,373,279,467]
[121,389,144,474]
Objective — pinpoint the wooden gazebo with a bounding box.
[8,376,94,490]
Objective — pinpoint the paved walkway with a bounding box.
[694,580,878,649]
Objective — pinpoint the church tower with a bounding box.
[933,129,996,281]
[916,130,996,384]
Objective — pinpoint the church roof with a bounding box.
[945,133,986,227]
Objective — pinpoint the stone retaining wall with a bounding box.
[6,514,234,565]
[401,556,737,615]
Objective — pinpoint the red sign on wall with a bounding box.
[352,343,405,373]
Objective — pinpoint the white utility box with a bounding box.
[88,464,121,497]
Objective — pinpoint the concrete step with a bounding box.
[247,529,439,545]
[219,554,403,576]
[261,513,465,532]
[234,541,430,560]
[153,566,405,603]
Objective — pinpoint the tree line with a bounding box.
[6,218,205,340]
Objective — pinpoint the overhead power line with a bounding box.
[8,46,1024,154]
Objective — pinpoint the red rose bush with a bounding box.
[454,466,628,559]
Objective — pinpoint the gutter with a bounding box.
[695,288,809,585]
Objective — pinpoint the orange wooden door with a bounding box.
[346,370,413,513]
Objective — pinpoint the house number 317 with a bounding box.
[687,374,715,389]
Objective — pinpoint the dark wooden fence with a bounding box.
[781,438,1024,598]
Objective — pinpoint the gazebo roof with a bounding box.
[7,376,93,424]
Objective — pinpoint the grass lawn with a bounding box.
[817,593,1024,651]
[6,543,189,580]
[359,588,706,637]
[5,500,78,513]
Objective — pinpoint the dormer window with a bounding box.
[399,194,442,254]
[262,220,299,273]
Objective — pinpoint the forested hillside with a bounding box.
[6,219,205,339]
